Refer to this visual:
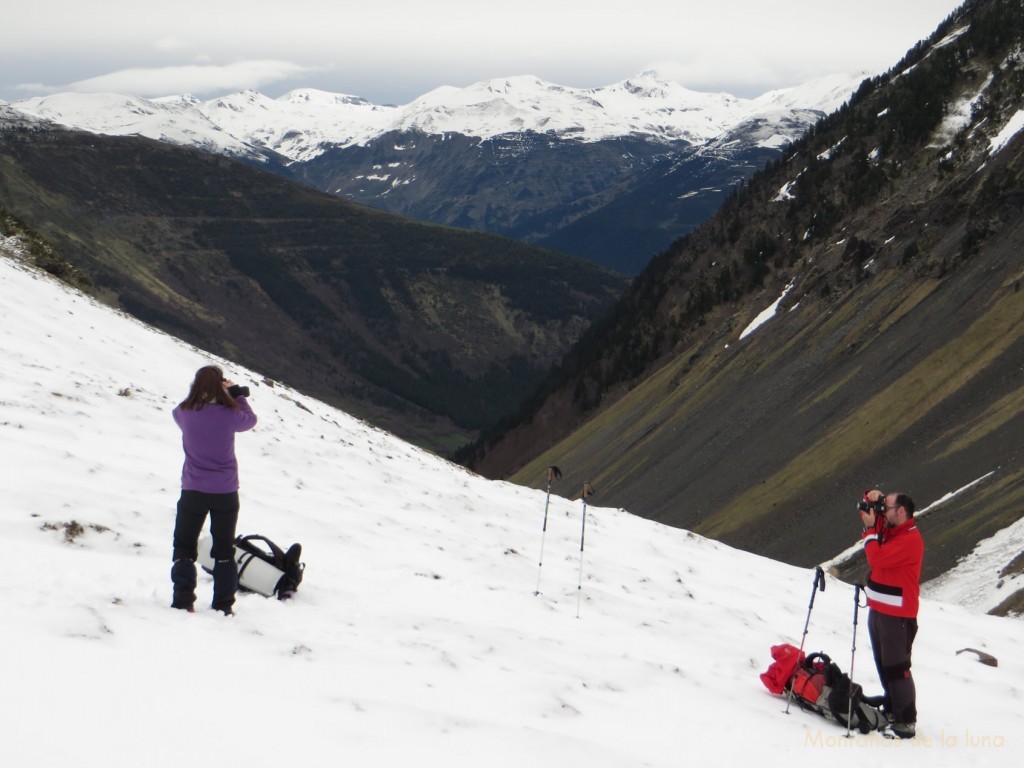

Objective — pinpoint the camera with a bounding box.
[858,499,885,515]
[227,384,250,399]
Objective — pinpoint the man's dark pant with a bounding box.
[171,490,239,612]
[868,610,918,724]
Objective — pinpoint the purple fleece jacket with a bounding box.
[173,397,257,493]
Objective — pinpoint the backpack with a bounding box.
[198,533,304,600]
[761,644,886,734]
[234,535,305,600]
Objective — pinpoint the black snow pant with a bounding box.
[868,609,918,725]
[171,490,240,612]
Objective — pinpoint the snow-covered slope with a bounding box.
[182,88,397,161]
[923,515,1024,613]
[753,71,868,115]
[10,70,866,163]
[2,244,1021,765]
[9,92,267,159]
[0,103,50,130]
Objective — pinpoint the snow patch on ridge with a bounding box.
[740,281,795,339]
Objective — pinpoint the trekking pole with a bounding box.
[575,482,594,619]
[845,584,864,739]
[784,566,825,714]
[534,465,562,595]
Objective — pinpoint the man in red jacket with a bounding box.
[859,489,924,739]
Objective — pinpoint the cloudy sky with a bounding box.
[3,0,965,104]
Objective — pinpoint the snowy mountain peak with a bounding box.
[0,103,48,129]
[753,71,872,115]
[207,89,276,112]
[280,88,373,107]
[8,71,866,163]
[153,93,202,107]
[10,91,266,159]
[619,70,690,99]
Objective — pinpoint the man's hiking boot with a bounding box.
[892,723,916,739]
[890,723,916,739]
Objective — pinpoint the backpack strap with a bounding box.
[804,652,831,668]
[235,534,288,568]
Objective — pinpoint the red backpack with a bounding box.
[760,644,886,734]
[790,652,829,705]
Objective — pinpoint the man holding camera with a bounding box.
[858,489,924,739]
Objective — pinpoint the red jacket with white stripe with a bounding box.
[862,518,924,618]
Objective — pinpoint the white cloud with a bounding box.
[154,37,191,53]
[0,0,966,103]
[40,61,326,98]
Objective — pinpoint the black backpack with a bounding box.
[234,534,305,600]
[793,652,886,734]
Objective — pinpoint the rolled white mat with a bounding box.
[198,534,285,597]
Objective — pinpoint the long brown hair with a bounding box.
[179,365,239,411]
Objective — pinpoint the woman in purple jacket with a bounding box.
[171,365,258,614]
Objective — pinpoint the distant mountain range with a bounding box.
[462,0,1024,586]
[7,71,860,161]
[7,71,865,273]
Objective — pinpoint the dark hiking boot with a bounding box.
[891,723,916,739]
[211,558,238,616]
[171,559,197,611]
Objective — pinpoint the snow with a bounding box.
[932,72,993,147]
[774,180,796,201]
[934,25,972,51]
[740,281,796,339]
[988,109,1024,156]
[923,517,1024,613]
[896,25,971,80]
[1,250,1023,766]
[752,72,866,116]
[8,70,865,163]
[758,133,793,150]
[9,91,262,158]
[818,136,847,161]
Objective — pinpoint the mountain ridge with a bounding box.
[463,0,1024,578]
[9,70,864,161]
[9,71,866,274]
